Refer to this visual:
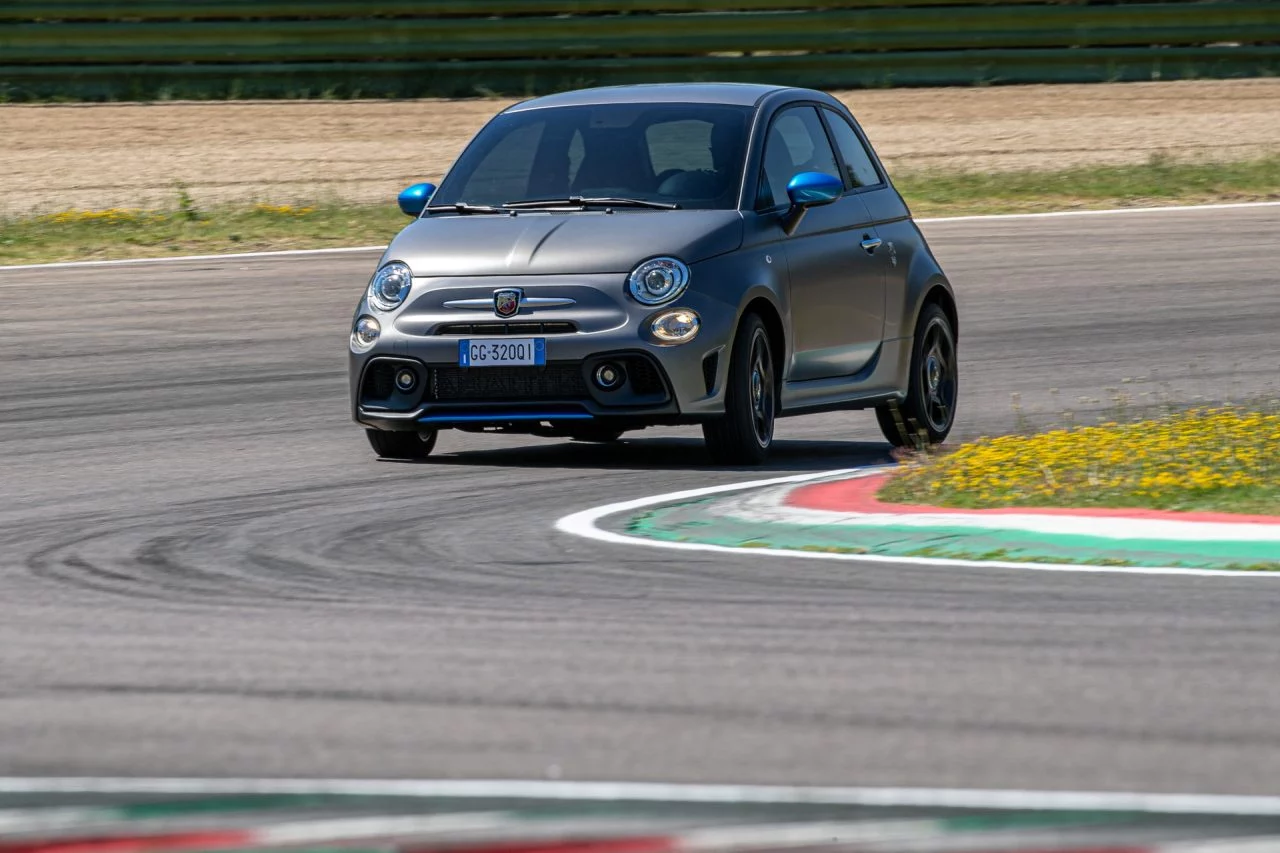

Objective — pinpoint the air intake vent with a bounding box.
[622,356,666,396]
[432,364,589,401]
[436,321,577,336]
[701,352,719,394]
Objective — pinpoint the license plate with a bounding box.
[458,338,546,367]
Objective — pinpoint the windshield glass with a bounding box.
[432,103,752,211]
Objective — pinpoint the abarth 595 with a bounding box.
[351,83,958,464]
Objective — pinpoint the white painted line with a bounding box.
[718,484,1280,542]
[554,468,1280,578]
[1166,838,1280,853]
[3,198,1276,273]
[0,245,384,272]
[678,819,937,850]
[3,779,1280,817]
[916,199,1280,224]
[257,812,512,844]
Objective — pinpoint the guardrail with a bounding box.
[2,1,1277,100]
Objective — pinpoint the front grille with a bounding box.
[436,321,577,336]
[432,364,588,401]
[623,356,665,396]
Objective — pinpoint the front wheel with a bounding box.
[703,314,776,465]
[876,302,958,447]
[366,428,438,460]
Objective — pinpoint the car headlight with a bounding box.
[351,315,381,349]
[367,261,413,311]
[650,309,701,344]
[628,257,690,305]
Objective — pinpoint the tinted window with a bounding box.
[758,106,841,210]
[433,104,751,210]
[823,109,882,189]
[646,119,714,174]
[453,119,545,203]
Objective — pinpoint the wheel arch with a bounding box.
[739,293,787,381]
[921,280,958,340]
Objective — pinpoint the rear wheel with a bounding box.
[366,428,438,460]
[876,302,957,447]
[703,314,776,465]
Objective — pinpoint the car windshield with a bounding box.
[431,103,752,211]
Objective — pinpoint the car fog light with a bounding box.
[651,309,701,343]
[593,362,626,391]
[394,368,417,392]
[352,315,381,348]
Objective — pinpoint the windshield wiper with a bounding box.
[424,203,508,215]
[503,196,681,211]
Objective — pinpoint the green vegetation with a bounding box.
[4,154,1279,265]
[894,152,1280,215]
[880,407,1280,515]
[0,201,406,265]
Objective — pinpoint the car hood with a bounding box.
[383,209,744,277]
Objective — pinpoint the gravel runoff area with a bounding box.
[5,78,1280,216]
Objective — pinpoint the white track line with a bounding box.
[0,245,384,272]
[3,199,1277,273]
[3,779,1280,816]
[915,199,1280,224]
[554,468,1280,578]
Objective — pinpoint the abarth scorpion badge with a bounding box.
[493,288,522,318]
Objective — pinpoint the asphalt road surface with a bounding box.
[2,207,1278,792]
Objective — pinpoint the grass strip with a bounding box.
[881,407,1280,515]
[0,200,407,265]
[894,152,1280,215]
[3,154,1279,265]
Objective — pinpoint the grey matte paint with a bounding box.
[350,83,955,431]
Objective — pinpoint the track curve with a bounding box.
[1,207,1279,790]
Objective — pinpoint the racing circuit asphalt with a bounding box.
[2,207,1279,792]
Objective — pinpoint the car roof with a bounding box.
[504,82,790,112]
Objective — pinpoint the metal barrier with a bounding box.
[2,1,1277,100]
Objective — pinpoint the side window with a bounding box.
[757,106,841,210]
[823,109,882,189]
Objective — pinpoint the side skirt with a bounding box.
[778,337,911,415]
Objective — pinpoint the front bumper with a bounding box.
[350,274,735,431]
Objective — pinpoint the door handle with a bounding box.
[860,236,883,253]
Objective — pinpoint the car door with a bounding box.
[758,105,886,382]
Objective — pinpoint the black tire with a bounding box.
[876,302,958,448]
[703,313,776,465]
[366,428,438,460]
[569,427,625,443]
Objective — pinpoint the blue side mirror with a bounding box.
[780,172,843,236]
[397,182,436,217]
[786,172,843,208]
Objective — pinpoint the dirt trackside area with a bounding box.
[5,79,1279,216]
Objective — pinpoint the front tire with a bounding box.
[703,314,776,465]
[876,302,958,447]
[366,428,438,460]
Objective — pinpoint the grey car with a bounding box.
[351,82,958,464]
